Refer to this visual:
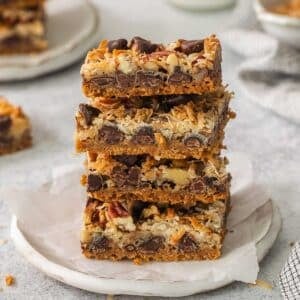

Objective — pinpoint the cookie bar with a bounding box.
[75,89,233,159]
[81,197,229,263]
[0,0,44,10]
[81,35,222,99]
[0,97,32,155]
[0,0,47,54]
[84,152,230,205]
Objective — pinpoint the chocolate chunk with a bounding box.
[114,155,139,167]
[116,72,135,88]
[190,178,205,193]
[130,37,157,54]
[178,39,204,55]
[86,197,101,207]
[88,235,110,252]
[107,39,128,52]
[139,236,165,252]
[0,115,12,132]
[111,165,127,187]
[98,125,124,144]
[168,66,192,84]
[136,71,163,87]
[91,76,115,87]
[183,134,207,148]
[79,104,100,126]
[178,233,198,252]
[87,174,105,192]
[127,166,140,186]
[131,127,155,145]
[124,244,136,252]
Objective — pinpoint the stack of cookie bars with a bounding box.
[0,0,47,54]
[76,36,234,263]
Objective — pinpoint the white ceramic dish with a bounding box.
[10,202,281,297]
[167,0,237,11]
[254,0,300,48]
[0,0,100,81]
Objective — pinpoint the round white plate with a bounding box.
[10,202,281,297]
[0,0,100,81]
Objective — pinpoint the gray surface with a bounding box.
[0,0,299,299]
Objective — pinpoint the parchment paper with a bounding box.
[1,153,272,283]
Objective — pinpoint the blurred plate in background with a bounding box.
[0,0,100,81]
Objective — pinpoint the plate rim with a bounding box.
[10,201,281,297]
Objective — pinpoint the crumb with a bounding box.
[5,275,15,286]
[249,279,273,290]
[0,239,7,246]
[290,242,295,247]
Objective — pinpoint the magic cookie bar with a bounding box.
[84,152,230,205]
[0,97,32,155]
[0,0,47,54]
[81,35,222,98]
[81,197,229,263]
[76,89,233,159]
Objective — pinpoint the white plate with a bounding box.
[0,0,100,81]
[10,202,281,297]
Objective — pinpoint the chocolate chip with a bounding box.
[136,71,163,87]
[114,155,139,167]
[124,244,136,252]
[127,166,140,186]
[204,176,218,188]
[111,165,127,187]
[116,72,135,88]
[178,233,198,252]
[129,200,147,221]
[139,236,165,252]
[178,39,204,55]
[0,115,12,132]
[160,94,192,112]
[91,211,99,223]
[91,76,116,87]
[195,161,206,176]
[131,127,155,145]
[88,235,110,252]
[190,178,205,193]
[0,136,12,147]
[130,37,158,54]
[87,174,105,192]
[183,134,207,148]
[168,66,192,84]
[107,39,128,52]
[79,104,100,126]
[98,125,124,144]
[161,180,176,190]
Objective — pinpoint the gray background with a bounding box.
[0,0,299,299]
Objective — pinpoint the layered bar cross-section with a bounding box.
[81,35,222,99]
[76,88,233,159]
[81,196,229,263]
[83,152,230,205]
